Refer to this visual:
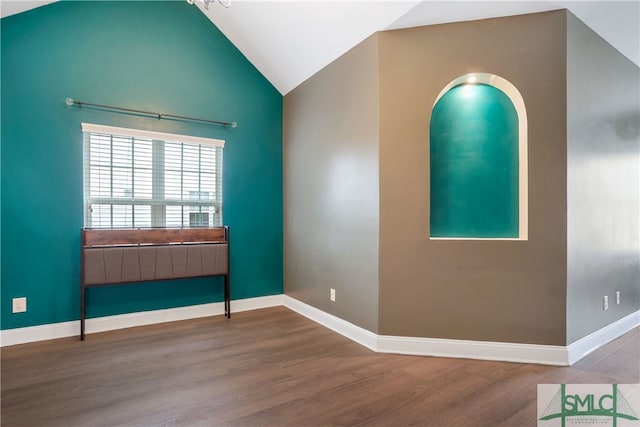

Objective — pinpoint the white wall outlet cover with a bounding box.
[12,297,27,313]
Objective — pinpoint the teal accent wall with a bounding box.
[1,1,283,330]
[430,83,519,238]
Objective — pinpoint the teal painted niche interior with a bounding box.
[430,83,519,238]
[1,1,283,330]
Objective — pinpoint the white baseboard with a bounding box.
[377,335,568,365]
[284,296,569,365]
[3,294,636,367]
[232,294,284,312]
[285,297,638,366]
[567,310,640,365]
[283,295,378,351]
[0,320,78,347]
[0,295,284,347]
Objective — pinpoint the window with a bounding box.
[82,123,224,229]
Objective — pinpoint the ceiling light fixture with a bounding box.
[186,0,231,10]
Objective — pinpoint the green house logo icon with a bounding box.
[539,384,639,426]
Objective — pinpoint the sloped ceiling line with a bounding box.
[2,0,638,95]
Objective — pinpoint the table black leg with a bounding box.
[80,286,86,340]
[224,275,230,318]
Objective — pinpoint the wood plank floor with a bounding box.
[1,307,638,426]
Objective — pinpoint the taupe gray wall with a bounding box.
[284,35,380,332]
[566,13,640,344]
[378,11,568,345]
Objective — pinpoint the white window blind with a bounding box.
[82,123,224,229]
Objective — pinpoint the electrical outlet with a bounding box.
[603,295,608,311]
[12,297,27,313]
[330,288,336,302]
[616,291,621,305]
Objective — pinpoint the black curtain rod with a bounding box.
[65,98,237,128]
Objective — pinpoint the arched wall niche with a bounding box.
[429,73,528,240]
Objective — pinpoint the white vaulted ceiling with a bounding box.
[0,0,56,19]
[198,1,421,94]
[199,0,640,94]
[1,1,639,95]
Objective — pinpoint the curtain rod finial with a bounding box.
[230,122,237,129]
[65,97,75,106]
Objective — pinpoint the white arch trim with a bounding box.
[432,73,528,240]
